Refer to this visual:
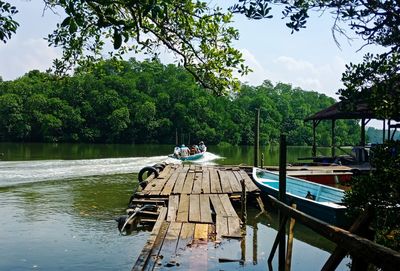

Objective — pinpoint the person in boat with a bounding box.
[190,144,199,155]
[198,141,207,153]
[173,145,181,158]
[180,144,190,158]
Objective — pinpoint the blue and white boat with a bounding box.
[252,167,348,227]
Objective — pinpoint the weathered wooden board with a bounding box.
[216,215,229,240]
[209,168,222,194]
[239,170,259,192]
[218,170,233,194]
[194,223,209,241]
[143,221,170,271]
[219,194,238,218]
[173,170,188,194]
[156,222,182,267]
[189,194,201,222]
[191,172,203,194]
[225,170,242,193]
[181,171,195,194]
[209,194,228,217]
[160,171,179,196]
[167,195,179,222]
[201,169,211,194]
[199,194,213,224]
[132,207,168,271]
[227,216,241,238]
[176,194,189,222]
[176,223,195,253]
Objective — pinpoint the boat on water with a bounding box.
[252,167,348,227]
[172,152,205,161]
[169,143,207,161]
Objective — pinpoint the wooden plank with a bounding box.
[173,170,188,194]
[176,223,195,253]
[156,222,182,268]
[181,171,195,194]
[167,195,179,222]
[209,194,228,216]
[133,207,168,271]
[209,168,222,194]
[194,223,209,241]
[143,221,170,271]
[176,194,189,222]
[227,216,241,238]
[219,194,238,217]
[199,194,213,224]
[239,170,259,192]
[225,170,242,193]
[189,194,201,222]
[201,169,211,194]
[149,176,170,196]
[160,171,179,196]
[191,172,203,194]
[216,215,229,240]
[157,164,172,179]
[218,170,233,194]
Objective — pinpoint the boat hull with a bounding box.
[169,152,204,161]
[252,168,348,227]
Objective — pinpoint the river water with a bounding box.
[0,143,349,270]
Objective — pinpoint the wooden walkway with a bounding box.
[130,164,260,270]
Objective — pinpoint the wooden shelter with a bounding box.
[304,101,400,158]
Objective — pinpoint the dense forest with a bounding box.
[367,127,400,144]
[0,59,360,146]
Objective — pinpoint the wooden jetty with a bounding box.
[127,164,260,270]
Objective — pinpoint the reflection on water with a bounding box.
[0,143,351,270]
[0,174,148,271]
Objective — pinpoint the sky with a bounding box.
[0,1,385,128]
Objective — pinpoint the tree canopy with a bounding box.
[1,0,250,95]
[0,59,360,146]
[230,0,400,119]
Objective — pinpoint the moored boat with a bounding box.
[252,167,348,227]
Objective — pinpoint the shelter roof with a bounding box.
[304,101,379,121]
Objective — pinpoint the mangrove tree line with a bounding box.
[0,59,360,146]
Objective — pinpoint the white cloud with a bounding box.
[0,37,60,80]
[238,50,348,99]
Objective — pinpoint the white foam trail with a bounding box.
[0,152,223,187]
[0,156,167,186]
[166,152,223,165]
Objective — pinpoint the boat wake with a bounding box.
[0,152,222,187]
[0,156,166,187]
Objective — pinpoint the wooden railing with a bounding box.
[267,195,400,271]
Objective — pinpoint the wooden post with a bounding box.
[332,120,336,157]
[285,203,297,271]
[388,119,391,140]
[268,195,400,271]
[240,179,247,226]
[253,220,258,265]
[279,134,287,271]
[240,233,246,265]
[312,120,317,157]
[360,118,366,147]
[261,153,264,168]
[254,108,260,167]
[383,120,386,143]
